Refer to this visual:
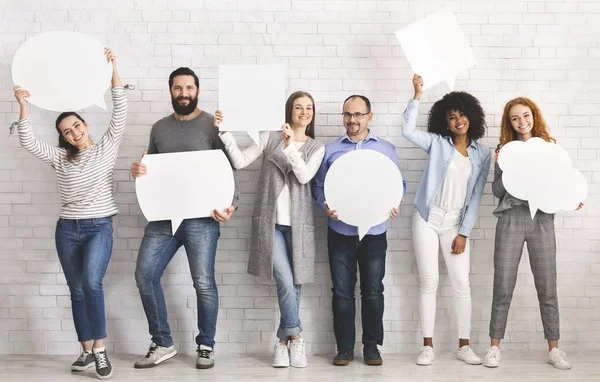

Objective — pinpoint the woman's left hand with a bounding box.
[282,123,294,147]
[451,234,467,254]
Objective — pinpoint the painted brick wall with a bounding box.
[0,0,598,356]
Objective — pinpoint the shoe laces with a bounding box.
[197,347,212,359]
[94,351,108,369]
[553,349,568,362]
[144,343,158,359]
[366,344,380,355]
[77,351,92,363]
[275,343,288,356]
[487,347,499,361]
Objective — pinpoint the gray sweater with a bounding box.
[147,111,239,206]
[492,162,526,217]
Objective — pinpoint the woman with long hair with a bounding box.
[214,91,324,368]
[13,48,126,380]
[483,97,582,370]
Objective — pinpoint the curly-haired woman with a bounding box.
[402,74,491,366]
[483,97,582,370]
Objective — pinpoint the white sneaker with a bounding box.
[483,346,501,368]
[289,338,307,368]
[548,348,571,370]
[456,345,482,365]
[416,346,435,366]
[134,343,177,369]
[272,342,290,368]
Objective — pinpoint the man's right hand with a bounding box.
[131,152,147,178]
[324,201,339,220]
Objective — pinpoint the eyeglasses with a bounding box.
[341,111,370,119]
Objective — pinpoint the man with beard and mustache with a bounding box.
[130,67,239,370]
[312,95,406,367]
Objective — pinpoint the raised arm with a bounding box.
[101,48,128,145]
[402,73,434,152]
[13,86,59,166]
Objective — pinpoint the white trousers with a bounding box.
[412,207,472,339]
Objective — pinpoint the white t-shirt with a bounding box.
[220,131,325,226]
[434,149,472,211]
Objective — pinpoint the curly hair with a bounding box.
[427,91,486,141]
[497,97,555,152]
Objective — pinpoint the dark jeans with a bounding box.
[55,217,113,342]
[327,228,387,351]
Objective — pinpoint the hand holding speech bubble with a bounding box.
[135,150,235,235]
[324,149,404,240]
[218,65,286,145]
[498,137,587,219]
[395,8,476,91]
[12,31,113,112]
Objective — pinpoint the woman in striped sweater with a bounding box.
[12,48,126,380]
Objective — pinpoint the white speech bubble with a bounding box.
[324,149,404,240]
[498,137,587,219]
[12,31,112,112]
[395,8,476,91]
[218,64,286,144]
[135,150,235,235]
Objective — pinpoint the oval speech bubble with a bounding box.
[498,137,587,219]
[324,149,404,240]
[135,150,235,235]
[12,31,112,112]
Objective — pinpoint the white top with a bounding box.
[434,149,472,211]
[220,131,325,226]
[17,87,128,219]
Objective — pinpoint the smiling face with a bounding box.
[445,109,470,137]
[508,103,534,140]
[343,97,373,139]
[290,96,313,129]
[170,75,199,115]
[58,115,90,149]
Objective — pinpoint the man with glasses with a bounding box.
[312,95,406,366]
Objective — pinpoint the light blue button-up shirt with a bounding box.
[402,99,491,237]
[312,130,407,236]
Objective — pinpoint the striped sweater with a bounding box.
[17,87,128,219]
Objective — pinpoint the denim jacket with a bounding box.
[402,99,491,237]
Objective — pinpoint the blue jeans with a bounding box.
[273,224,302,340]
[55,217,113,342]
[327,228,387,351]
[135,218,220,348]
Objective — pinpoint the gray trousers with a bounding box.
[489,204,560,340]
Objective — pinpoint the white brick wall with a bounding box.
[0,0,598,356]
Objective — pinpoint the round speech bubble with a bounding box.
[324,149,404,240]
[12,31,112,112]
[136,150,235,235]
[498,137,587,219]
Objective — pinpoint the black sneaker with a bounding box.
[364,344,382,366]
[93,348,113,380]
[71,350,95,371]
[333,348,354,366]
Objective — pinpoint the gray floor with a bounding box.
[1,352,598,381]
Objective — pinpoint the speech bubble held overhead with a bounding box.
[324,150,404,240]
[135,150,235,235]
[498,137,587,219]
[395,8,476,91]
[218,65,286,145]
[12,31,113,112]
